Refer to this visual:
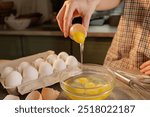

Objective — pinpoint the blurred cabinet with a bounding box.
[72,37,112,64]
[22,36,72,56]
[0,36,22,59]
[0,35,112,64]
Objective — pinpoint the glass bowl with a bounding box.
[60,64,115,100]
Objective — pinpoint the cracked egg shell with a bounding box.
[33,58,45,69]
[23,66,38,83]
[53,58,66,71]
[46,54,57,65]
[5,71,22,87]
[39,62,53,77]
[57,52,69,61]
[66,56,79,67]
[1,66,14,79]
[25,91,42,100]
[41,88,60,100]
[18,61,30,73]
[3,95,20,100]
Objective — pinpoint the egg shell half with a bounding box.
[41,88,60,100]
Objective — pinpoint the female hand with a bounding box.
[56,0,100,37]
[140,60,150,75]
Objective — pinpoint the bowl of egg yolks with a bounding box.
[60,64,115,100]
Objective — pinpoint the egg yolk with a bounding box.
[63,76,112,100]
[72,32,86,44]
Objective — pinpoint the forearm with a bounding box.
[95,0,121,10]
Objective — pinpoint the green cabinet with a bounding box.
[0,36,22,59]
[0,35,112,64]
[22,36,72,56]
[72,37,112,64]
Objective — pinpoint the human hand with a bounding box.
[140,60,150,75]
[56,0,100,37]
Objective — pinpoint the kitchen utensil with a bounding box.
[108,68,150,99]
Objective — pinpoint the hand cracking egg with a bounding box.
[1,66,14,79]
[57,52,69,62]
[53,58,66,71]
[70,24,86,44]
[5,71,22,87]
[23,66,38,83]
[18,61,30,73]
[39,62,53,77]
[46,54,57,65]
[66,56,79,67]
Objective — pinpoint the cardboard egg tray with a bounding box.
[0,50,81,95]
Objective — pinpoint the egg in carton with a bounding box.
[0,50,81,95]
[0,50,54,95]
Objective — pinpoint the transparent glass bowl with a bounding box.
[60,64,115,100]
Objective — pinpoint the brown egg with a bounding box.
[25,91,42,100]
[41,87,60,100]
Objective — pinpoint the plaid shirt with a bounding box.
[104,0,150,70]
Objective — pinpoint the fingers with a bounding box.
[82,14,91,36]
[140,60,150,69]
[140,60,150,75]
[63,3,75,37]
[56,3,66,32]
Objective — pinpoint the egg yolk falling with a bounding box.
[70,24,86,44]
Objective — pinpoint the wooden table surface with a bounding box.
[0,60,149,100]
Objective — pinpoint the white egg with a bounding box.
[23,66,38,83]
[18,61,30,73]
[46,54,57,65]
[66,56,79,67]
[33,58,45,69]
[1,66,14,79]
[53,58,66,71]
[3,95,20,100]
[57,52,69,61]
[39,62,53,77]
[5,71,22,87]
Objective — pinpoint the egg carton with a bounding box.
[0,50,80,95]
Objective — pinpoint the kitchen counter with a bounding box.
[0,76,148,100]
[0,24,117,37]
[0,60,149,100]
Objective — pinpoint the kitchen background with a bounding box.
[0,0,124,64]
